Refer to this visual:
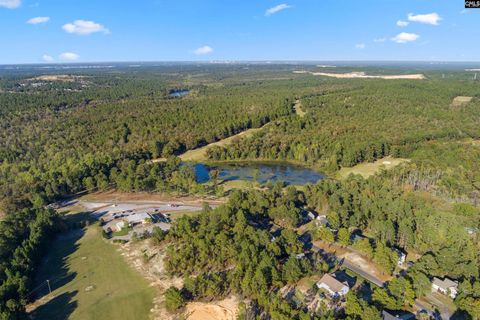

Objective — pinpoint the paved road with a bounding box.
[312,245,385,287]
[341,259,385,287]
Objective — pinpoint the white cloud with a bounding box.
[373,38,386,43]
[396,20,409,27]
[407,13,441,25]
[42,54,54,62]
[265,3,292,16]
[391,32,420,43]
[59,52,79,61]
[193,45,213,55]
[62,20,110,35]
[27,16,50,24]
[0,0,20,8]
[355,43,366,49]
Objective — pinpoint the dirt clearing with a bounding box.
[185,296,239,320]
[294,71,425,80]
[119,240,183,320]
[451,96,473,108]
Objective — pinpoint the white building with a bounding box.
[316,215,328,226]
[431,277,458,299]
[125,212,152,227]
[394,248,407,266]
[316,274,350,298]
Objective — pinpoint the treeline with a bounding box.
[0,208,61,319]
[1,155,206,212]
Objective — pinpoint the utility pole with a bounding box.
[46,280,51,294]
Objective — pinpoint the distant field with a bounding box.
[178,127,263,161]
[29,222,154,320]
[451,96,473,108]
[337,157,410,179]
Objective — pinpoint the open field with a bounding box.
[28,75,88,82]
[178,127,264,162]
[28,222,154,320]
[295,71,425,80]
[451,96,473,108]
[337,157,410,179]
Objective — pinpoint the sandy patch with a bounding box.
[28,75,88,82]
[118,240,183,320]
[451,96,473,108]
[185,296,238,320]
[310,71,425,80]
[294,71,425,80]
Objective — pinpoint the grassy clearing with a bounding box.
[30,220,154,320]
[293,100,306,117]
[111,226,131,237]
[337,157,410,179]
[179,127,263,162]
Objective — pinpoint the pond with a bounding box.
[192,162,324,186]
[168,89,190,98]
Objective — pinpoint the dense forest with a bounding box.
[0,66,298,212]
[164,175,480,319]
[1,64,480,318]
[0,208,61,319]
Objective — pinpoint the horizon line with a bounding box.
[2,59,480,67]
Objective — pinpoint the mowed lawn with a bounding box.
[30,223,154,320]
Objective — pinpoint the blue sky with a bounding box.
[0,0,478,64]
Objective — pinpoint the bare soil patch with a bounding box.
[119,240,183,320]
[296,71,425,80]
[185,296,239,320]
[451,96,473,108]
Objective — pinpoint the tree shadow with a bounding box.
[30,290,78,320]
